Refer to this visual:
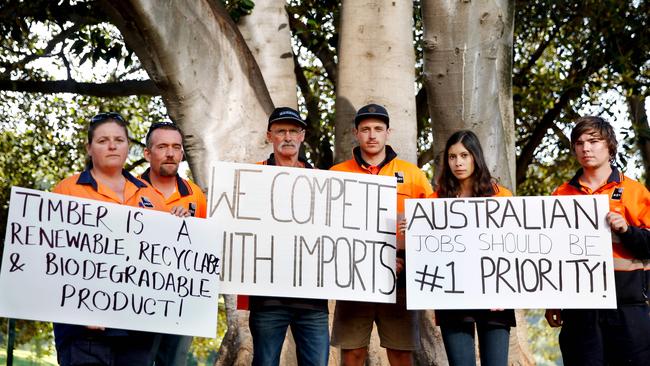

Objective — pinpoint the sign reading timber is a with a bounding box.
[208,161,398,303]
[0,187,220,338]
[405,196,616,310]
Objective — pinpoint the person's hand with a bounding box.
[545,309,563,327]
[396,257,405,275]
[398,218,407,236]
[490,308,504,311]
[86,326,105,331]
[170,205,191,217]
[607,212,628,234]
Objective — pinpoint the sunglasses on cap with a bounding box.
[146,121,181,142]
[90,112,126,125]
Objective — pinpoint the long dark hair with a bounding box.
[436,130,495,198]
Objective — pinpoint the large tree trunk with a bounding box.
[421,1,533,365]
[237,0,298,109]
[101,2,273,365]
[101,0,274,190]
[421,0,516,189]
[334,0,418,164]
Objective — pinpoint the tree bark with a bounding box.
[237,0,298,109]
[101,0,274,191]
[335,0,418,164]
[421,0,516,189]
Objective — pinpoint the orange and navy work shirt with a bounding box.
[431,183,516,328]
[53,169,165,210]
[331,146,433,288]
[139,168,207,218]
[553,166,650,305]
[330,145,434,215]
[429,184,512,198]
[51,168,164,342]
[239,153,326,313]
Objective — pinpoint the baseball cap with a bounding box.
[268,107,307,130]
[354,104,389,128]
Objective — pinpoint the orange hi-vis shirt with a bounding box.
[330,146,434,215]
[53,169,165,210]
[139,168,207,218]
[429,184,513,198]
[553,166,650,305]
[430,183,516,328]
[51,168,164,340]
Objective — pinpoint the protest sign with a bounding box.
[0,187,220,338]
[208,161,397,303]
[405,195,615,309]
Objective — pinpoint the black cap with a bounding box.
[268,107,307,130]
[354,104,389,128]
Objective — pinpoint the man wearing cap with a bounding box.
[140,121,207,366]
[248,107,330,366]
[330,104,433,366]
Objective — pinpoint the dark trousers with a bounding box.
[56,333,155,366]
[559,305,650,366]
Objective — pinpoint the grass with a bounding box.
[0,348,58,366]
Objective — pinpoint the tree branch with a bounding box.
[0,23,85,72]
[0,79,160,97]
[288,15,337,85]
[293,53,333,169]
[515,60,596,185]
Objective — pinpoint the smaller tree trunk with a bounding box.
[238,0,298,109]
[215,295,253,366]
[421,0,515,189]
[335,0,418,164]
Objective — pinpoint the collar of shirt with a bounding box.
[76,169,147,203]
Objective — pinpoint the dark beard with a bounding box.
[159,164,179,177]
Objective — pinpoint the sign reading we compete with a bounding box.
[405,195,616,309]
[0,187,220,338]
[208,161,398,303]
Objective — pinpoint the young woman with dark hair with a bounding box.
[432,130,514,366]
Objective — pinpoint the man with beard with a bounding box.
[140,121,207,365]
[247,107,330,366]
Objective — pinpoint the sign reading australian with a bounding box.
[405,195,616,309]
[208,161,398,303]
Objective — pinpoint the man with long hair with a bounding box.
[545,116,650,365]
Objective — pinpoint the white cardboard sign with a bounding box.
[208,161,398,303]
[405,195,616,309]
[0,187,221,338]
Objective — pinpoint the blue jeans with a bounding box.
[441,322,510,366]
[150,334,192,366]
[249,307,329,366]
